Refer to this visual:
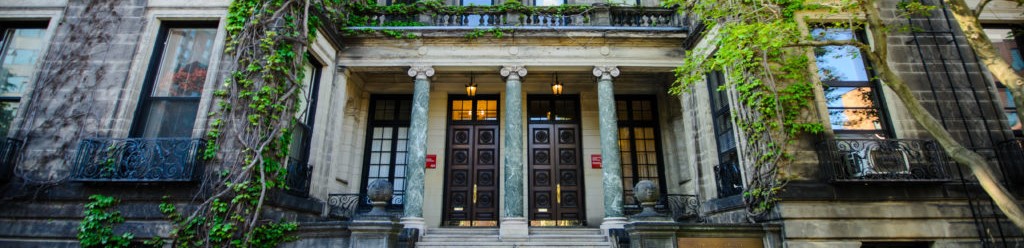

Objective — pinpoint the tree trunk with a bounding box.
[860,0,1024,230]
[945,0,1024,133]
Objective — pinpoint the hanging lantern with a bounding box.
[551,73,564,96]
[466,72,477,97]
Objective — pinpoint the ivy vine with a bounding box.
[78,194,134,248]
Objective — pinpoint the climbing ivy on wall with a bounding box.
[665,0,825,218]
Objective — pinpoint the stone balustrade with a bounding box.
[347,5,690,29]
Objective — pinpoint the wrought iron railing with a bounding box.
[818,139,952,182]
[995,139,1024,192]
[624,194,700,221]
[71,137,204,182]
[284,158,313,197]
[0,138,23,183]
[327,193,405,220]
[715,163,743,198]
[348,5,687,29]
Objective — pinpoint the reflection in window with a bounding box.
[984,27,1023,135]
[813,27,888,138]
[0,23,47,136]
[528,98,577,121]
[132,24,217,138]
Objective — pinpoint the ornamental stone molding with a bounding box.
[592,65,620,78]
[500,65,528,79]
[407,65,435,78]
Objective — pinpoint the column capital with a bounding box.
[407,65,435,78]
[592,65,620,78]
[500,65,528,79]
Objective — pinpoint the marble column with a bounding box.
[401,65,434,232]
[499,65,529,239]
[594,65,627,233]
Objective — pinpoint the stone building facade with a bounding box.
[0,0,1021,247]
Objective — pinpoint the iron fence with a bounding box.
[71,137,204,182]
[0,138,23,183]
[327,193,404,220]
[285,158,313,197]
[818,139,952,182]
[624,194,700,221]
[715,163,743,198]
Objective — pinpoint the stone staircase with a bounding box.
[416,228,612,248]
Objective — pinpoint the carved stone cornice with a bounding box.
[407,65,435,78]
[592,65,620,79]
[500,65,528,79]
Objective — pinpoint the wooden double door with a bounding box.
[527,96,585,226]
[443,97,499,227]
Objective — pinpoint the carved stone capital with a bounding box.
[592,65,620,78]
[407,65,435,78]
[500,65,528,79]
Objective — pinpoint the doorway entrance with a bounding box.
[442,96,500,227]
[527,95,585,226]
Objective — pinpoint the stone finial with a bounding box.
[366,179,393,216]
[592,65,620,79]
[632,180,665,218]
[407,65,435,79]
[500,65,528,79]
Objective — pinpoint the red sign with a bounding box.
[591,154,602,169]
[426,154,437,169]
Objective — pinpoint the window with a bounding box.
[285,55,322,196]
[0,22,47,136]
[707,71,742,198]
[361,96,413,209]
[984,26,1023,136]
[131,22,218,138]
[616,96,666,207]
[813,27,890,138]
[534,0,565,6]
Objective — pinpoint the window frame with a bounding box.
[615,95,667,207]
[129,21,219,138]
[982,24,1024,137]
[290,54,323,174]
[705,71,743,198]
[0,21,49,136]
[359,95,415,210]
[811,25,895,138]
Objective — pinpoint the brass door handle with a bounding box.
[556,184,561,204]
[473,184,478,204]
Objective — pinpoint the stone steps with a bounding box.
[416,228,611,248]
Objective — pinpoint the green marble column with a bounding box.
[500,65,527,218]
[593,65,624,220]
[402,66,433,227]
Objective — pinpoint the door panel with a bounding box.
[527,96,584,227]
[443,97,500,227]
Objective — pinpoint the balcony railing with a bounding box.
[348,5,688,29]
[327,193,405,220]
[995,139,1024,191]
[624,194,700,221]
[284,158,313,197]
[818,139,952,182]
[0,138,23,183]
[71,137,204,182]
[715,163,743,198]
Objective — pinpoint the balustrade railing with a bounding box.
[327,192,405,220]
[715,163,743,198]
[995,139,1024,192]
[71,137,204,182]
[817,139,951,182]
[624,194,700,221]
[347,5,685,29]
[285,158,313,197]
[0,138,23,183]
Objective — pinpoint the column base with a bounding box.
[399,217,426,236]
[599,217,629,236]
[499,217,529,240]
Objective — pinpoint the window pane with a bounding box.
[0,28,46,97]
[476,100,498,121]
[151,28,216,97]
[812,28,870,82]
[824,86,876,108]
[829,108,882,131]
[529,100,551,121]
[452,100,473,120]
[0,102,18,135]
[140,100,200,137]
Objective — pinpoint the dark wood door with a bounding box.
[528,124,584,226]
[443,96,500,227]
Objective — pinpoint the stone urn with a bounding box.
[632,180,664,218]
[365,179,393,217]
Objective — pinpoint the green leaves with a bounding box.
[78,195,134,248]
